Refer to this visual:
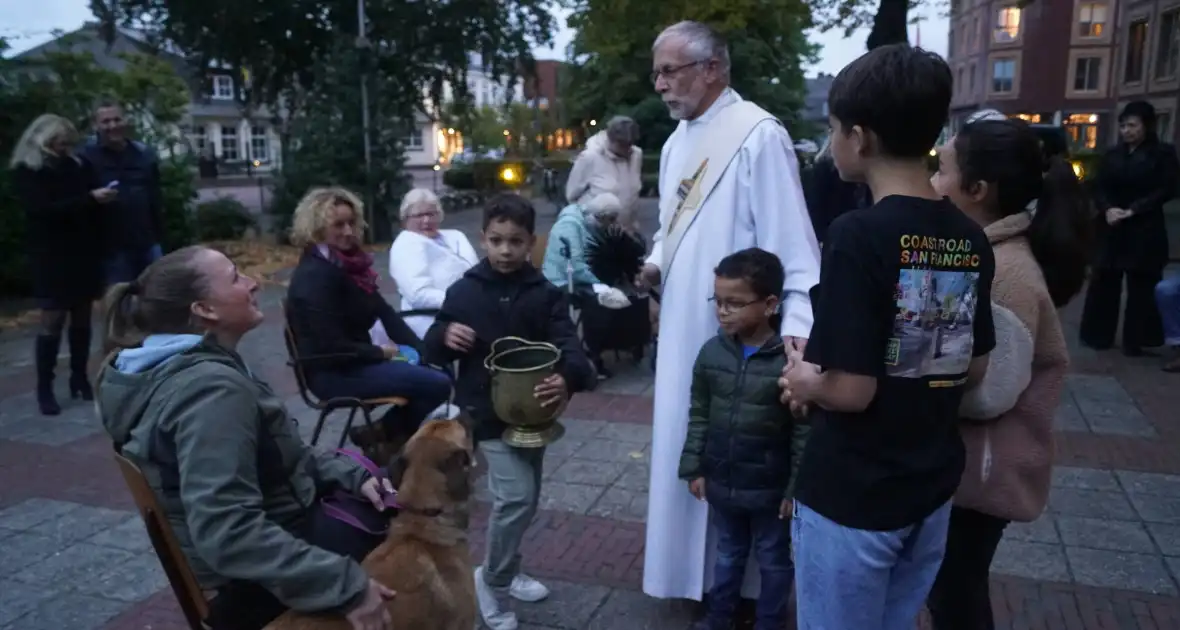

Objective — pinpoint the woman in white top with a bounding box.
[387,188,479,338]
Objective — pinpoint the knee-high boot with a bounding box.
[35,334,62,416]
[68,326,94,400]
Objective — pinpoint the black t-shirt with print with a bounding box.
[793,195,996,531]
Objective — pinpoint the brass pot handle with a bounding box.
[483,336,531,371]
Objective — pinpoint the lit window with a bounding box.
[1078,3,1107,38]
[994,7,1022,42]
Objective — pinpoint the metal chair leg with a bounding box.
[311,409,330,446]
[337,407,361,449]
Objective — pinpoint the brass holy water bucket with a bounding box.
[483,336,566,448]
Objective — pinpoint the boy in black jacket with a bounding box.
[423,193,593,630]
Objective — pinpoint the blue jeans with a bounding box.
[1156,274,1180,347]
[792,500,952,630]
[310,361,452,433]
[706,504,794,630]
[105,243,163,285]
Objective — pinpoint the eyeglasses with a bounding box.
[707,296,762,315]
[406,210,441,221]
[650,60,706,84]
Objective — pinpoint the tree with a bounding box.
[808,0,915,50]
[563,0,817,153]
[443,103,509,154]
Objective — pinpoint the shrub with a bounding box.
[194,196,256,241]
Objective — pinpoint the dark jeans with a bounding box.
[926,506,1009,630]
[310,360,452,434]
[206,502,387,630]
[1080,267,1165,351]
[105,243,163,285]
[706,504,794,630]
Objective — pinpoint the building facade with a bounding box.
[948,0,1119,153]
[1110,0,1180,144]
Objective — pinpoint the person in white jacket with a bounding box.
[385,188,479,339]
[565,116,643,232]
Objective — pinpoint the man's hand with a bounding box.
[689,477,706,501]
[345,579,395,630]
[534,373,568,407]
[380,344,399,360]
[359,476,396,511]
[779,498,792,520]
[1106,207,1131,225]
[443,323,476,352]
[635,263,661,290]
[784,336,808,355]
[780,349,821,411]
[90,187,118,203]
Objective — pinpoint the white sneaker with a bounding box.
[508,573,550,602]
[473,566,518,630]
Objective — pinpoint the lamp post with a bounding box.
[356,0,375,240]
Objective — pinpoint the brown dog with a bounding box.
[265,417,477,630]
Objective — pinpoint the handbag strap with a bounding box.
[334,448,400,509]
[320,492,394,536]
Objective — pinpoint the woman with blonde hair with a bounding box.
[10,113,117,415]
[386,188,478,339]
[285,187,451,451]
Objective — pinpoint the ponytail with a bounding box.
[101,281,142,354]
[1027,157,1093,307]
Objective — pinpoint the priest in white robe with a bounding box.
[640,20,821,602]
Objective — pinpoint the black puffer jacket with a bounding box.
[678,333,810,511]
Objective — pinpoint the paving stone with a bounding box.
[0,580,60,626]
[538,482,606,515]
[0,498,82,531]
[85,516,152,552]
[575,439,649,464]
[613,464,650,493]
[1053,395,1088,432]
[586,588,696,630]
[506,579,611,628]
[1117,471,1180,497]
[72,553,170,602]
[551,460,627,486]
[0,532,60,569]
[29,505,134,547]
[598,423,652,444]
[0,420,103,446]
[589,488,648,523]
[1130,494,1180,524]
[1003,515,1060,544]
[0,592,129,630]
[1066,547,1178,595]
[10,542,138,585]
[561,419,608,440]
[1056,517,1156,553]
[990,540,1071,582]
[1067,374,1155,437]
[1052,466,1121,492]
[546,437,587,460]
[1048,488,1135,520]
[1148,523,1180,556]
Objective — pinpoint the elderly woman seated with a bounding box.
[97,246,397,630]
[542,193,649,378]
[285,187,451,448]
[387,188,479,339]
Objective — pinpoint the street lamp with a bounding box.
[356,0,375,239]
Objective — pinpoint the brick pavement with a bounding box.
[2,199,1180,628]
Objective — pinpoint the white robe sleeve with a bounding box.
[737,122,821,339]
[645,135,676,272]
[389,235,447,310]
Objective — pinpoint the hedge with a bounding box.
[443,158,574,192]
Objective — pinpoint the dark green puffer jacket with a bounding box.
[678,333,810,511]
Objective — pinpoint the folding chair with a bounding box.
[279,298,408,448]
[113,450,211,630]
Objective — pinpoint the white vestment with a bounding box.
[642,89,821,600]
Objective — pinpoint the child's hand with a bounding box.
[444,323,476,352]
[534,374,568,407]
[779,498,792,520]
[689,477,706,501]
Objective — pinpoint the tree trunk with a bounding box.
[866,0,910,50]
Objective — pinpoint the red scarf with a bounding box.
[322,245,379,294]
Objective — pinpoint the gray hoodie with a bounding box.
[97,334,370,613]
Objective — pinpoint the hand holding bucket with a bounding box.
[483,336,567,448]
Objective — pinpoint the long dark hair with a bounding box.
[954,119,1092,306]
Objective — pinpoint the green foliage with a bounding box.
[0,36,195,296]
[564,0,817,153]
[444,103,509,154]
[194,196,256,241]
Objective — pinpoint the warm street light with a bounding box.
[500,166,519,183]
[589,119,597,126]
[502,129,509,136]
[447,128,455,135]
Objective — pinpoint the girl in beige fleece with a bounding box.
[927,118,1092,630]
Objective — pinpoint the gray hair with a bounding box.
[399,187,443,221]
[584,193,622,217]
[966,109,1006,124]
[653,21,731,78]
[605,116,640,144]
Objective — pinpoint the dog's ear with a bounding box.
[442,448,473,501]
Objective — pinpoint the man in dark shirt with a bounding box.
[81,102,165,285]
[780,45,996,629]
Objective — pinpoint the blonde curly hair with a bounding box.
[289,186,367,247]
[9,114,78,170]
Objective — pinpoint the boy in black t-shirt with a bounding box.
[779,44,996,630]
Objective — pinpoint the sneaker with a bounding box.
[473,566,518,630]
[508,573,550,602]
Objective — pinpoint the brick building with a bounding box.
[1110,0,1180,143]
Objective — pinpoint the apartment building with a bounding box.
[1111,0,1180,143]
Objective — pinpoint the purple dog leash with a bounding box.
[319,449,401,536]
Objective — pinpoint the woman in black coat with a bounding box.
[10,114,115,415]
[802,139,871,246]
[1080,101,1180,355]
[285,187,452,448]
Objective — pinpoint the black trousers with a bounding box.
[926,506,1009,630]
[1080,268,1165,351]
[206,503,387,630]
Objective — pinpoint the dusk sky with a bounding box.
[2,0,950,77]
